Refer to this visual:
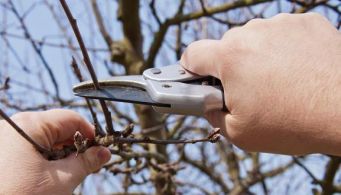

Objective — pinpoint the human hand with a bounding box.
[180,13,341,155]
[0,109,111,194]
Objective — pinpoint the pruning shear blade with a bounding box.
[72,64,226,116]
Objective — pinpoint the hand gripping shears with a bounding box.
[73,64,227,116]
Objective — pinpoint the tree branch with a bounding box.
[75,128,221,153]
[109,149,167,163]
[118,0,143,54]
[71,57,105,136]
[91,0,113,47]
[183,154,230,193]
[59,0,114,134]
[321,156,341,195]
[230,160,295,194]
[0,108,51,155]
[145,0,272,68]
[1,31,109,52]
[149,0,161,26]
[292,156,320,184]
[8,1,60,99]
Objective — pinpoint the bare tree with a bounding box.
[0,0,340,194]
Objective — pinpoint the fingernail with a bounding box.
[97,147,110,164]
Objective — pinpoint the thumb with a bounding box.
[53,146,111,189]
[180,39,222,78]
[181,40,233,137]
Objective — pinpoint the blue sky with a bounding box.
[1,0,340,194]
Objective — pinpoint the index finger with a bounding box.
[12,109,95,147]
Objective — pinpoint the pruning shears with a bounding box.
[73,64,227,116]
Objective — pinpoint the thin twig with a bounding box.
[0,77,10,91]
[1,32,109,52]
[99,100,114,134]
[0,106,78,160]
[146,0,272,68]
[321,156,341,195]
[1,36,30,72]
[91,0,113,47]
[74,128,221,154]
[0,108,50,155]
[8,1,60,99]
[71,57,105,136]
[109,149,167,163]
[59,0,114,134]
[149,0,161,26]
[59,0,99,88]
[292,157,320,184]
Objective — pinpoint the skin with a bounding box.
[0,13,340,195]
[0,109,111,194]
[180,13,341,156]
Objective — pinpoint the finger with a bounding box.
[40,109,95,143]
[180,39,222,78]
[39,109,95,145]
[205,110,228,136]
[52,146,111,190]
[205,110,236,143]
[13,109,95,147]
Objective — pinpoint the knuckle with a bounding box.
[303,12,323,19]
[272,13,292,21]
[50,109,78,116]
[222,26,241,41]
[67,110,83,120]
[272,13,326,24]
[244,18,264,28]
[302,12,331,27]
[182,40,202,59]
[11,111,35,122]
[50,109,84,122]
[220,27,250,75]
[186,39,208,53]
[221,26,256,59]
[221,28,244,50]
[185,40,200,50]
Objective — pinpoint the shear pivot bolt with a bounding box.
[202,81,209,85]
[162,84,171,88]
[178,69,186,74]
[150,68,161,74]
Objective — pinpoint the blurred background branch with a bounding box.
[1,0,340,194]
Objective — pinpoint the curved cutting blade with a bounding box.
[75,86,170,107]
[73,76,170,107]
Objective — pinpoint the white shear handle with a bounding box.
[143,64,226,116]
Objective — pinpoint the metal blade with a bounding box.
[74,85,170,107]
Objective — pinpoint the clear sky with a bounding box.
[1,0,340,194]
